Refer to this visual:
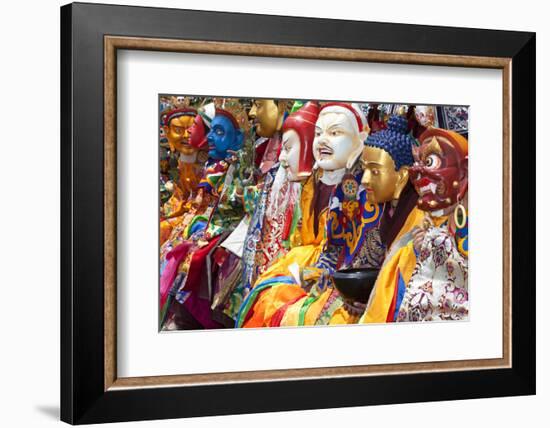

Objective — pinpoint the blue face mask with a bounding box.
[207,115,244,160]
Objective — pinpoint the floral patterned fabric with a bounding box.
[396,223,468,322]
[240,166,278,292]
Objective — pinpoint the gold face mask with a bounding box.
[361,146,409,204]
[165,115,196,156]
[249,99,284,138]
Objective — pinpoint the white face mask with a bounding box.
[280,129,302,181]
[313,111,364,171]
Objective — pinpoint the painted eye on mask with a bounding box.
[424,154,442,169]
[215,128,225,136]
[329,129,344,137]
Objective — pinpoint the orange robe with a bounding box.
[279,206,426,327]
[236,175,331,328]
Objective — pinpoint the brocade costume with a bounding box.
[266,166,387,328]
[235,172,337,328]
[360,214,469,323]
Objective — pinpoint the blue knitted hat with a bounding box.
[364,115,415,170]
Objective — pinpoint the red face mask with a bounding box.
[409,136,468,213]
[188,114,208,150]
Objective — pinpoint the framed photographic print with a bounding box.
[60,2,536,424]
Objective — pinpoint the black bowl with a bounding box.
[332,268,380,303]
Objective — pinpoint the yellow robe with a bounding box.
[254,175,327,284]
[359,212,445,324]
[329,306,361,325]
[291,206,426,326]
[241,176,329,328]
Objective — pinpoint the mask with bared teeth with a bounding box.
[410,128,468,214]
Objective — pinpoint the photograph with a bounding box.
[158,96,469,331]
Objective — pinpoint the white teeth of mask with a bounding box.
[429,183,437,194]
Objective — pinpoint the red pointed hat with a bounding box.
[282,101,320,178]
